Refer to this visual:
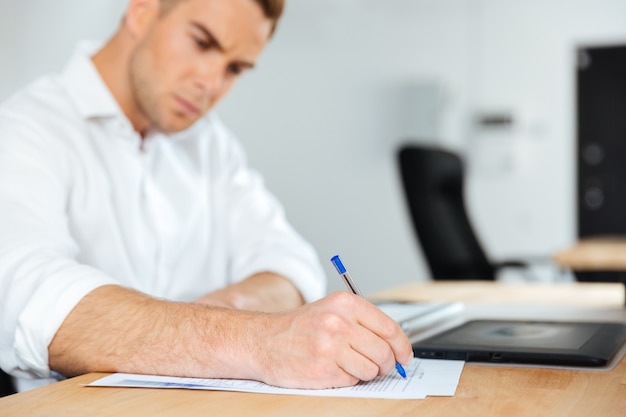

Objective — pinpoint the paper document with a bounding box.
[376,301,464,335]
[87,358,464,400]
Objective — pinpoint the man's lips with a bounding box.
[173,95,201,115]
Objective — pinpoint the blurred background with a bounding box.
[2,0,625,294]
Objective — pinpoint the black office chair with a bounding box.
[397,144,529,280]
[0,369,16,397]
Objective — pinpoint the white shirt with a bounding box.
[0,43,326,388]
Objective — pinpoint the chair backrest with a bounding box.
[397,145,495,280]
[0,369,16,397]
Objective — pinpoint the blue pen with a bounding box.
[330,255,407,379]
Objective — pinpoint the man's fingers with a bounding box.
[318,294,413,376]
[349,297,414,366]
[348,326,398,376]
[337,346,381,382]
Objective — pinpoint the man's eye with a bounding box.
[227,64,243,76]
[194,37,211,50]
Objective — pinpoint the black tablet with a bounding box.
[412,320,626,367]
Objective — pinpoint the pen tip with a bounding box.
[395,362,407,378]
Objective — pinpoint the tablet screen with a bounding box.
[432,321,600,350]
[412,320,626,366]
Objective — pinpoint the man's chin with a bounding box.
[158,117,199,135]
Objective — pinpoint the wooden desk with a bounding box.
[553,237,626,271]
[2,282,626,417]
[553,237,626,305]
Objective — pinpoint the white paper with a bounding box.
[376,301,464,333]
[87,358,464,400]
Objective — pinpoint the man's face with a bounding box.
[128,0,272,134]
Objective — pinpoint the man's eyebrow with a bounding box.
[190,21,256,70]
[190,21,224,52]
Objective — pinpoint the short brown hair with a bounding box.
[159,0,285,34]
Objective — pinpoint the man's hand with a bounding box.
[247,291,413,389]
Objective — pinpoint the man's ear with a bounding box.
[124,0,160,38]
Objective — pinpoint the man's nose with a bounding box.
[194,60,225,98]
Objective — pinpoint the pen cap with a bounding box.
[331,255,347,274]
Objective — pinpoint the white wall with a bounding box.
[219,0,473,293]
[219,0,626,293]
[2,0,625,295]
[0,0,127,100]
[467,0,626,262]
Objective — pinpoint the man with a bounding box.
[0,0,412,391]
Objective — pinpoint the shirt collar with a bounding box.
[60,41,211,143]
[61,41,125,120]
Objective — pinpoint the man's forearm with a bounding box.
[195,272,305,312]
[48,285,265,380]
[48,285,414,390]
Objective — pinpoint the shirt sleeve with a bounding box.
[211,118,327,303]
[0,111,118,379]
